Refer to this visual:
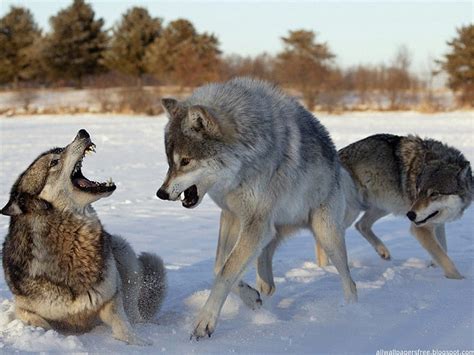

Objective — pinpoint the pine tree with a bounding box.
[275,30,335,109]
[438,25,474,106]
[145,19,221,87]
[0,6,42,86]
[42,0,107,86]
[103,7,162,81]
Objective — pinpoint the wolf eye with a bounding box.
[50,159,59,167]
[180,158,190,167]
[430,191,440,197]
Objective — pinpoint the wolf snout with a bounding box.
[76,129,90,140]
[156,188,170,200]
[406,211,416,221]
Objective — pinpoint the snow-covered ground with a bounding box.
[0,111,473,353]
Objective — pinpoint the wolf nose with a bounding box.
[406,211,417,221]
[77,129,90,139]
[156,188,170,200]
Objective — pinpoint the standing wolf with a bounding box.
[156,77,357,339]
[1,129,166,345]
[316,134,472,279]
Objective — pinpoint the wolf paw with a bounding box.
[190,310,217,340]
[115,332,151,346]
[376,245,391,260]
[237,282,263,310]
[256,278,275,297]
[445,271,464,280]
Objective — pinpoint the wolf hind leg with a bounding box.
[315,188,362,266]
[256,238,278,296]
[355,207,391,260]
[410,224,462,279]
[15,307,52,329]
[215,210,262,309]
[311,199,357,303]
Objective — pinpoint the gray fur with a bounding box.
[316,133,471,279]
[157,77,357,340]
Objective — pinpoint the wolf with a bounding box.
[1,129,166,345]
[156,77,357,339]
[315,134,472,279]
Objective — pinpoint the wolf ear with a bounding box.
[458,161,471,181]
[161,98,180,118]
[1,198,23,216]
[183,105,222,139]
[1,194,51,216]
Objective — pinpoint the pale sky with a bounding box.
[1,1,472,73]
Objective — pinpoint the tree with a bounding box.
[104,7,162,82]
[219,53,275,82]
[438,25,474,107]
[275,29,335,110]
[384,45,414,109]
[145,19,221,87]
[0,6,42,86]
[42,0,108,86]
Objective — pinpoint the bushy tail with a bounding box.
[137,253,166,321]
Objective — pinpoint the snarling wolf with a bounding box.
[1,129,166,345]
[156,77,357,339]
[316,134,472,279]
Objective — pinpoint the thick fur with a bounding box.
[317,134,472,279]
[1,130,166,345]
[158,77,357,339]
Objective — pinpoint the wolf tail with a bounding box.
[137,253,166,321]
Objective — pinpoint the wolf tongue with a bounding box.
[74,178,96,188]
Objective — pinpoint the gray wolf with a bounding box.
[1,129,166,345]
[156,77,357,339]
[316,134,472,279]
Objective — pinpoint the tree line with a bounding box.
[0,0,472,110]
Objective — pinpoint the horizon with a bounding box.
[0,1,472,75]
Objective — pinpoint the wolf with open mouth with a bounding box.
[1,129,166,345]
[157,77,357,340]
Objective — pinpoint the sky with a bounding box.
[1,1,472,74]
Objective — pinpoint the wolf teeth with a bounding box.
[180,192,185,201]
[106,177,114,186]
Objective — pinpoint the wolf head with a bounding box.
[156,98,238,209]
[406,160,472,226]
[1,129,116,216]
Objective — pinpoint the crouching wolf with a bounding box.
[1,129,166,345]
[156,77,357,339]
[317,134,472,279]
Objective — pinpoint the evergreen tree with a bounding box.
[103,7,162,81]
[275,30,335,109]
[438,25,474,106]
[42,0,107,86]
[145,19,221,87]
[0,6,42,85]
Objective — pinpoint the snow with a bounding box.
[0,111,473,353]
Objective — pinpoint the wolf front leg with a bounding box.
[192,215,272,340]
[99,292,150,346]
[410,224,462,279]
[215,210,262,310]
